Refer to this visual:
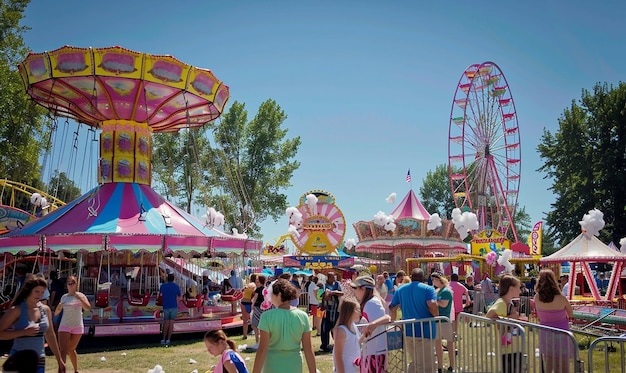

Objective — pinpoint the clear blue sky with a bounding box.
[21,1,626,247]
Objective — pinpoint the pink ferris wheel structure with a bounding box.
[448,62,521,242]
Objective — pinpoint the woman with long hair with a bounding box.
[0,274,65,373]
[534,269,573,373]
[54,275,91,373]
[431,272,455,373]
[252,279,316,373]
[351,275,390,373]
[333,299,361,373]
[486,274,523,373]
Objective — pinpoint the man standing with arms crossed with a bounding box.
[390,268,438,373]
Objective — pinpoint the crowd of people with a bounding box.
[229,266,575,373]
[0,266,577,373]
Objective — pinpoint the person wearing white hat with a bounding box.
[351,275,390,372]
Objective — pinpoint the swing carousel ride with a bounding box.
[0,46,261,337]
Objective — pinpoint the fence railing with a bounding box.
[588,335,626,373]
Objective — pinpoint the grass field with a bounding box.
[38,329,335,373]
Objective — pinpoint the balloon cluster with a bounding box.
[374,211,396,232]
[427,213,442,230]
[579,208,605,238]
[486,251,498,267]
[451,208,479,240]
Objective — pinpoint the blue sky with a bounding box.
[21,1,626,248]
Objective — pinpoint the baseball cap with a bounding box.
[350,275,375,289]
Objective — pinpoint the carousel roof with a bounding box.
[0,182,259,255]
[540,233,626,263]
[390,189,431,220]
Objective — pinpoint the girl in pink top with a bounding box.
[534,269,573,373]
[55,275,91,373]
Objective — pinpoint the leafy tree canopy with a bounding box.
[538,82,626,245]
[0,0,49,188]
[152,99,300,238]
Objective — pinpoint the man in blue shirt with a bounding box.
[159,273,181,345]
[390,268,438,373]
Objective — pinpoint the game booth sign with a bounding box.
[283,251,355,270]
[280,190,353,270]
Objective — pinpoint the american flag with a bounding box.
[406,169,411,183]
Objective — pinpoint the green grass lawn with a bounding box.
[40,330,334,373]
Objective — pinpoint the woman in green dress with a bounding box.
[252,278,316,373]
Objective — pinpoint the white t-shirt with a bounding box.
[308,282,319,305]
[362,296,388,356]
[59,293,85,328]
[333,324,360,373]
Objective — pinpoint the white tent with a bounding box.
[541,234,626,300]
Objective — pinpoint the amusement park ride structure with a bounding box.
[0,46,260,337]
[448,62,521,242]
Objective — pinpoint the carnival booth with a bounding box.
[540,233,626,301]
[353,190,467,273]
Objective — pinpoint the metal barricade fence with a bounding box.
[513,317,583,373]
[588,336,626,373]
[298,291,309,309]
[457,312,586,373]
[356,316,450,373]
[469,290,500,315]
[456,312,526,373]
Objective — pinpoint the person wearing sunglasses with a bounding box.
[54,276,91,373]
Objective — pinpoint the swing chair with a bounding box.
[94,251,111,319]
[126,252,151,307]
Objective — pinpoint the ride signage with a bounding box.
[282,255,354,269]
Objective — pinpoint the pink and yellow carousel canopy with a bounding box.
[18,45,229,132]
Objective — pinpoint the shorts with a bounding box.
[242,302,252,313]
[437,322,454,341]
[252,306,263,327]
[163,307,178,320]
[58,325,84,335]
[310,304,318,316]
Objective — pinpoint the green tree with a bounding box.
[203,100,300,237]
[47,171,81,203]
[152,127,210,213]
[419,164,455,219]
[420,163,531,242]
[151,99,300,237]
[538,82,626,245]
[0,0,49,187]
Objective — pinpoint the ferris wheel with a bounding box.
[448,62,521,242]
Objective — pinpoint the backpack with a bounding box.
[222,350,248,373]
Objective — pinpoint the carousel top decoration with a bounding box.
[18,46,230,185]
[353,190,468,255]
[18,45,229,132]
[286,190,346,255]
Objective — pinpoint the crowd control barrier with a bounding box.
[587,335,626,373]
[356,316,451,373]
